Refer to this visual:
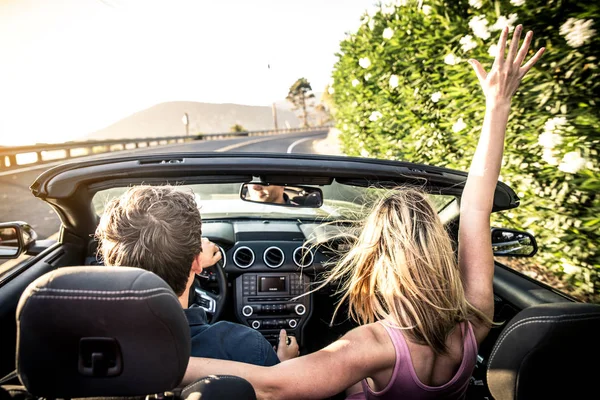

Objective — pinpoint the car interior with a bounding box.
[0,153,599,400]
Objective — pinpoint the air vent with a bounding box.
[263,247,285,268]
[233,246,254,269]
[293,246,314,268]
[217,245,227,269]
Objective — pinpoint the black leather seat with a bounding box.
[13,266,256,400]
[486,302,600,399]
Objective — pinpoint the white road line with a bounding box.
[214,136,288,152]
[286,137,315,153]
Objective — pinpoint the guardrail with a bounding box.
[0,126,328,170]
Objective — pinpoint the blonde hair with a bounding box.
[316,187,491,355]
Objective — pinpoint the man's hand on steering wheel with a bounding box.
[199,238,222,268]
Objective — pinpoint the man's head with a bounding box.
[95,185,202,296]
[246,184,286,204]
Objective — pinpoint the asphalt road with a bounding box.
[0,129,329,239]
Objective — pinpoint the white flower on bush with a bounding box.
[383,27,394,40]
[560,18,595,48]
[365,73,372,81]
[510,0,525,6]
[369,111,383,122]
[468,0,483,9]
[538,132,563,149]
[431,92,442,103]
[328,86,335,94]
[444,53,461,65]
[368,19,375,30]
[543,116,567,134]
[395,0,408,6]
[460,35,477,52]
[488,44,498,57]
[491,14,518,32]
[381,4,395,15]
[452,118,467,133]
[558,151,586,174]
[422,5,432,15]
[352,79,360,87]
[562,262,582,275]
[359,57,371,69]
[469,15,491,40]
[389,74,399,89]
[541,149,559,166]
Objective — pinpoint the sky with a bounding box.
[0,0,373,145]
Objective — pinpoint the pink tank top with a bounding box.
[348,321,477,400]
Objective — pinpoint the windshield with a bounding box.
[93,182,455,222]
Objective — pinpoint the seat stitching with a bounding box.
[489,312,600,363]
[32,287,171,294]
[27,293,177,301]
[182,375,252,397]
[487,314,600,372]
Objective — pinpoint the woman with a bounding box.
[182,25,545,400]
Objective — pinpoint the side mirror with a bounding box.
[240,183,323,208]
[0,222,38,259]
[491,228,537,257]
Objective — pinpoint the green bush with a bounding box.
[329,0,599,301]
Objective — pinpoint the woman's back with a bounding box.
[347,321,477,400]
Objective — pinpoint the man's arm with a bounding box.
[182,324,394,400]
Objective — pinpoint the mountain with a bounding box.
[85,101,302,140]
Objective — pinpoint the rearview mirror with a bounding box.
[491,228,537,257]
[0,222,38,259]
[240,183,323,208]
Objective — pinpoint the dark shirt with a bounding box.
[184,306,279,366]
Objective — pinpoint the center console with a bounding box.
[235,272,311,346]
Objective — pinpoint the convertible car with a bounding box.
[0,152,598,400]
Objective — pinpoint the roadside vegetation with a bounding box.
[328,0,599,302]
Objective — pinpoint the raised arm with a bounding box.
[182,324,394,400]
[459,25,544,340]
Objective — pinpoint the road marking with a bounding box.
[215,136,288,152]
[287,137,315,153]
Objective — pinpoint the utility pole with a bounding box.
[182,113,189,136]
[268,63,278,131]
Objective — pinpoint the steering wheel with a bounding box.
[190,247,228,323]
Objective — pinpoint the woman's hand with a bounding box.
[468,25,545,106]
[275,329,299,362]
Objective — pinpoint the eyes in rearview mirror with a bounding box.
[491,228,537,257]
[240,183,323,208]
[0,222,38,259]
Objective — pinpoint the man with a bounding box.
[95,185,298,365]
[246,184,296,205]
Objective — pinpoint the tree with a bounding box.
[314,103,332,126]
[330,1,599,302]
[230,124,246,133]
[287,78,315,128]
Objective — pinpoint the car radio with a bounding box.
[235,272,311,346]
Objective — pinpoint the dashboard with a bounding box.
[199,219,345,347]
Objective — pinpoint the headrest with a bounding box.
[487,302,600,400]
[16,266,191,398]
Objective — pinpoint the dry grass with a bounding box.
[496,257,598,303]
